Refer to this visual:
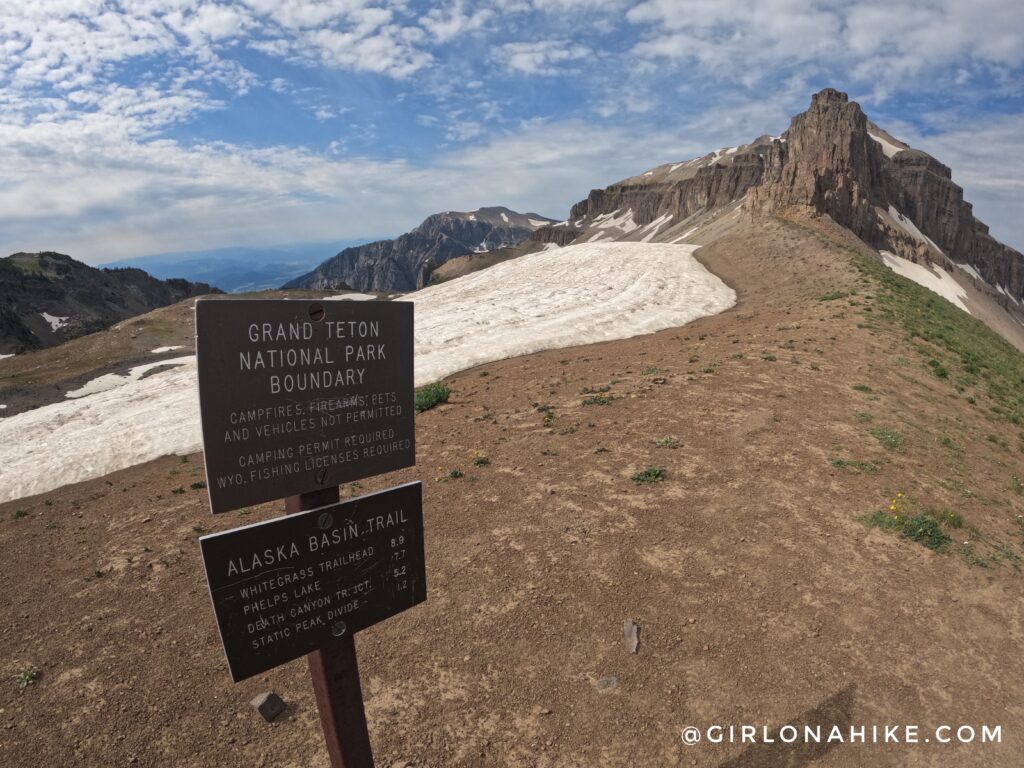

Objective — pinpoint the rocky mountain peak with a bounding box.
[749,88,887,243]
[285,206,553,292]
[544,86,1022,306]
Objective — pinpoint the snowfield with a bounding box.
[879,251,970,313]
[0,242,735,503]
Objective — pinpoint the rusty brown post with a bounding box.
[286,487,374,768]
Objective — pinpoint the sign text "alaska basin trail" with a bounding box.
[200,482,426,682]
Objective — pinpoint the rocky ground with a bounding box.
[2,217,1023,767]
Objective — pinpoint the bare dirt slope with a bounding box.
[3,216,1024,767]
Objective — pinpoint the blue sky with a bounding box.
[1,0,1022,263]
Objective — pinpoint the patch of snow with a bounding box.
[955,262,985,283]
[540,242,561,252]
[879,251,970,314]
[592,208,638,233]
[0,353,14,361]
[528,218,549,228]
[643,171,654,177]
[671,227,699,243]
[994,284,1020,305]
[868,131,903,159]
[638,213,673,243]
[0,405,7,410]
[0,242,736,504]
[500,212,509,223]
[553,221,568,227]
[151,346,184,354]
[467,214,476,221]
[669,162,685,172]
[884,206,943,254]
[402,242,735,387]
[326,293,377,301]
[65,356,193,399]
[41,312,69,331]
[574,219,585,227]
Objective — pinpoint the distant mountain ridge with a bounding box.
[284,206,554,292]
[102,240,374,293]
[0,251,220,355]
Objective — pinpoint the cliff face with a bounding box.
[884,152,1023,296]
[748,88,888,245]
[566,142,772,232]
[0,252,220,354]
[554,88,1024,303]
[285,207,553,292]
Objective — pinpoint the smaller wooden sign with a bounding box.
[200,482,425,682]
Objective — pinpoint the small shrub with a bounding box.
[11,509,28,520]
[416,382,451,412]
[190,481,206,490]
[761,354,777,362]
[631,467,665,485]
[927,359,949,379]
[871,427,905,451]
[831,458,876,474]
[472,454,490,467]
[582,394,614,406]
[15,667,39,689]
[448,468,464,479]
[171,487,186,495]
[818,290,848,301]
[866,510,950,552]
[987,434,1009,451]
[656,437,679,448]
[852,384,873,393]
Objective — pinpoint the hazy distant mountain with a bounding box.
[284,206,555,292]
[0,251,220,354]
[102,240,374,294]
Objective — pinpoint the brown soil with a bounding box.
[2,217,1023,767]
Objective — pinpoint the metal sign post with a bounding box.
[288,487,373,768]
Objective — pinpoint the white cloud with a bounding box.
[420,2,493,43]
[0,115,713,261]
[498,40,591,75]
[626,0,1024,96]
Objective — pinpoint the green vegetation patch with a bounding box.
[830,458,876,474]
[415,382,451,412]
[631,467,666,485]
[866,510,951,552]
[870,427,905,451]
[852,251,1024,420]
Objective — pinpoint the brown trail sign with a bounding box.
[199,482,425,682]
[195,298,426,767]
[195,298,415,513]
